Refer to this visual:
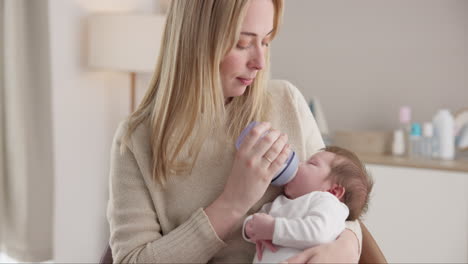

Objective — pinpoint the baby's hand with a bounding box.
[245,213,275,241]
[256,240,278,261]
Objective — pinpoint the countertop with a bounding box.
[358,153,468,173]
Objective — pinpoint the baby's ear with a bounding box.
[328,184,345,200]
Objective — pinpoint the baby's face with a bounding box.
[284,151,336,199]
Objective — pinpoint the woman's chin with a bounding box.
[225,86,248,98]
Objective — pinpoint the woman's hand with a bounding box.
[282,229,360,264]
[205,122,290,240]
[221,122,290,214]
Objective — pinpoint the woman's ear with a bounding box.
[328,184,345,200]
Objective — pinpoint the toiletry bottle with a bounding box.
[399,106,411,156]
[392,129,405,156]
[422,122,434,158]
[409,123,422,158]
[431,122,440,159]
[236,121,299,186]
[433,109,455,160]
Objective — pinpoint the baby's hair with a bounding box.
[322,146,374,220]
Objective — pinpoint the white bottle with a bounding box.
[432,109,455,160]
[392,129,405,156]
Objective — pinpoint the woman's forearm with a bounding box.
[338,229,360,262]
[204,194,245,240]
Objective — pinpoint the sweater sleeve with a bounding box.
[273,196,348,249]
[107,124,226,263]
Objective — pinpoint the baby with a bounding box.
[242,146,374,263]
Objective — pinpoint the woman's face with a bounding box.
[220,0,275,103]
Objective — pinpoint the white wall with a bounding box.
[48,0,157,261]
[271,0,468,132]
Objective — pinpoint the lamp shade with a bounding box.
[87,14,166,73]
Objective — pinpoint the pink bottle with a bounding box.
[399,106,412,156]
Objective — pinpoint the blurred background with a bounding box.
[0,0,467,263]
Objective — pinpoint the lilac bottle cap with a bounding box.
[235,121,259,149]
[236,121,298,186]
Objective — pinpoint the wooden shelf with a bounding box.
[358,153,468,173]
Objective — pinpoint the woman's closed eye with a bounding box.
[262,37,272,47]
[236,44,250,50]
[236,39,251,50]
[236,40,270,50]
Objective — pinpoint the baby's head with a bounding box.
[284,146,373,220]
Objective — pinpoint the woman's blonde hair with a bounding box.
[123,0,284,185]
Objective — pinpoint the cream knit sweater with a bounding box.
[107,80,362,263]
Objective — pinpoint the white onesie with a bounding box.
[242,191,349,263]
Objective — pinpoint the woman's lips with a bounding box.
[237,77,253,86]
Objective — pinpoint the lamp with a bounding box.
[87,14,166,112]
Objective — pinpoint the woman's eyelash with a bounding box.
[236,42,269,50]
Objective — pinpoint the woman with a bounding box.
[107,0,361,262]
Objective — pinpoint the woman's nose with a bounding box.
[248,46,265,70]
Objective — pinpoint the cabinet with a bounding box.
[363,164,468,263]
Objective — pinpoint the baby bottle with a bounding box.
[235,121,299,186]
